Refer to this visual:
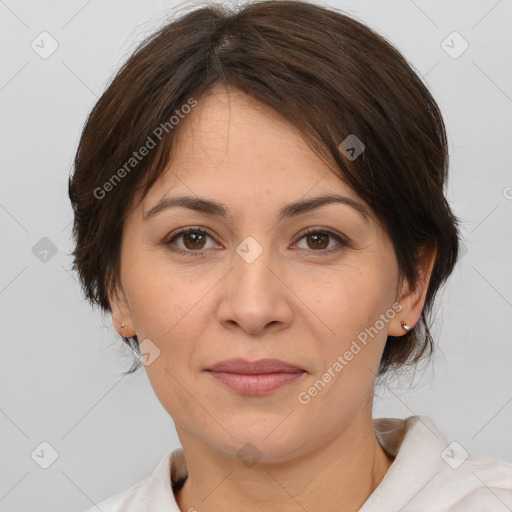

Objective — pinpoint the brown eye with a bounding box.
[182,231,207,250]
[164,227,218,257]
[306,232,329,250]
[294,228,348,254]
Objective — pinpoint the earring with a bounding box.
[401,321,411,332]
[120,323,126,329]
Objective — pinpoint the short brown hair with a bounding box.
[68,0,461,377]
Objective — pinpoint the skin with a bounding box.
[109,83,437,512]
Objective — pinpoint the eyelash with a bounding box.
[162,226,349,258]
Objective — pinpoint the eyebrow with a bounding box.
[143,194,371,223]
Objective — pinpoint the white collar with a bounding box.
[141,415,511,511]
[360,415,448,510]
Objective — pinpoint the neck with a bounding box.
[175,412,395,512]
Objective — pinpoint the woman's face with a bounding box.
[111,84,423,463]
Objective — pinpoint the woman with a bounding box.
[68,1,512,510]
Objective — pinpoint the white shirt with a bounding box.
[85,415,512,511]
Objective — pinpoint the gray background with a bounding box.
[1,0,511,510]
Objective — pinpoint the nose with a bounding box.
[216,240,293,336]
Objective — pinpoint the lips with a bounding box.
[205,358,307,395]
[206,358,305,374]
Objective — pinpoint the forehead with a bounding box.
[145,85,359,203]
[173,86,319,175]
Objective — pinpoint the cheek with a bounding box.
[125,254,219,341]
[293,263,393,411]
[302,264,391,347]
[293,278,386,428]
[124,259,221,405]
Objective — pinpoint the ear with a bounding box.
[388,244,437,337]
[108,283,136,337]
